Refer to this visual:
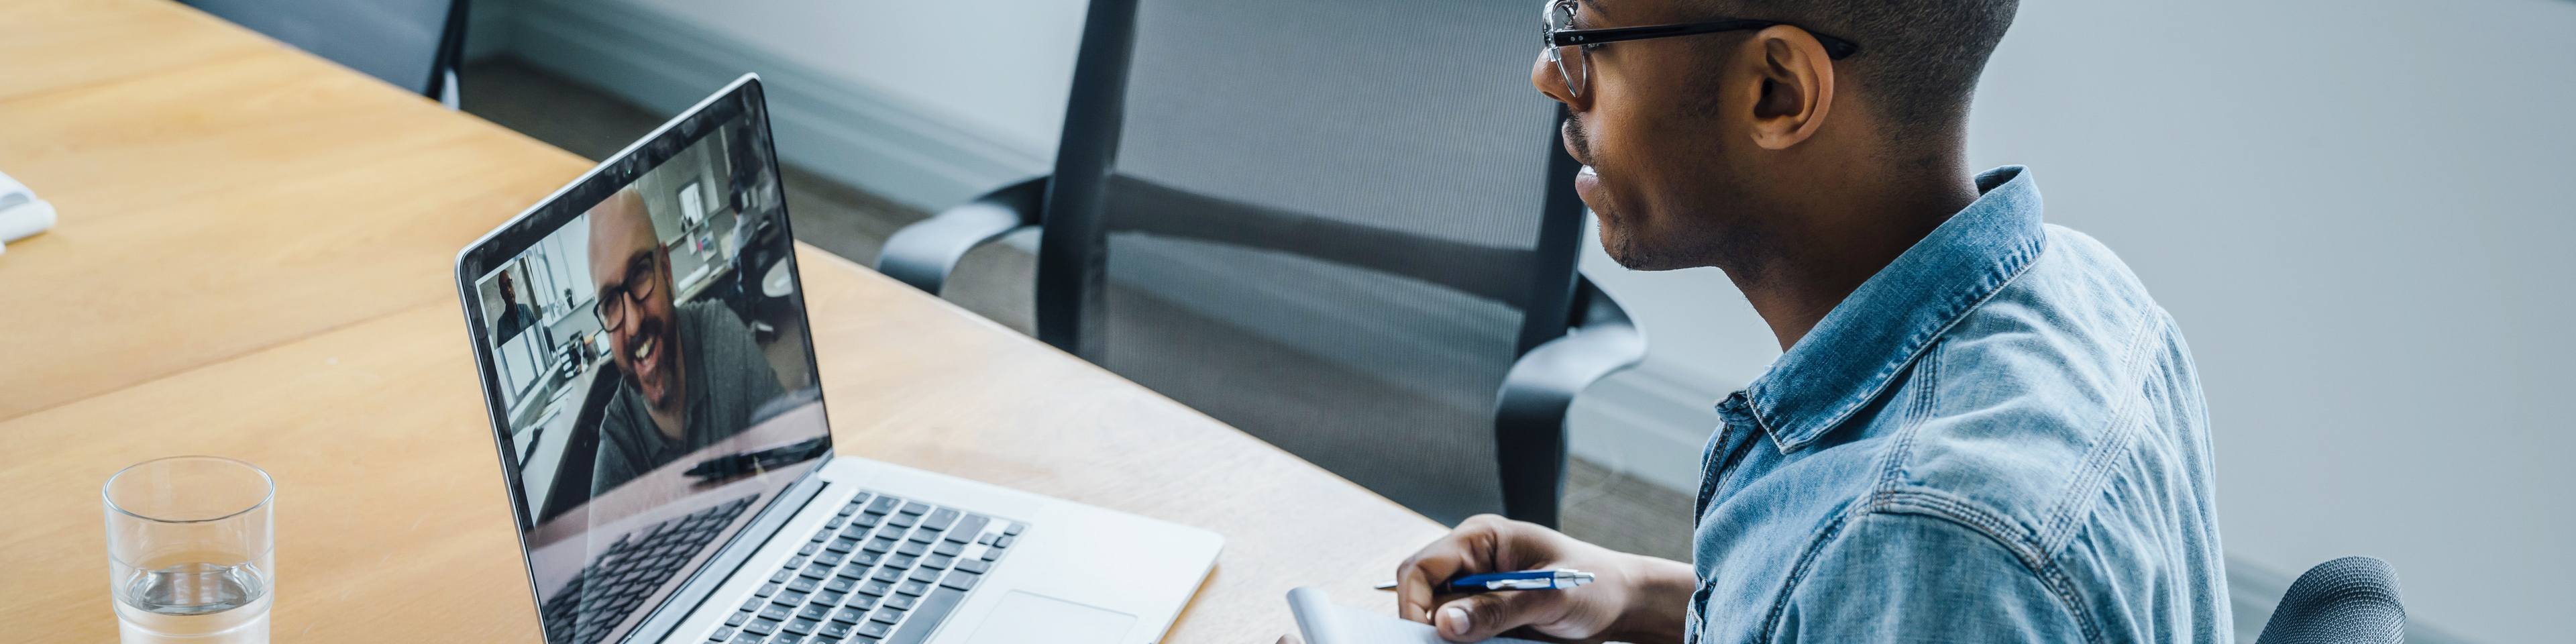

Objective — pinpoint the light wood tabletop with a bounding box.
[0,1,1449,642]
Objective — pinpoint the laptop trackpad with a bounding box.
[964,591,1136,644]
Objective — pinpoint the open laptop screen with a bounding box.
[457,77,829,644]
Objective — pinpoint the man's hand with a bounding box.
[1395,515,1696,643]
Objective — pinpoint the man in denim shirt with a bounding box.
[1385,0,2229,642]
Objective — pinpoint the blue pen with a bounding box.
[1372,569,1596,592]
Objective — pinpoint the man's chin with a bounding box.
[628,328,683,411]
[1595,213,1666,270]
[637,370,682,411]
[1603,247,1670,271]
[1600,231,1697,272]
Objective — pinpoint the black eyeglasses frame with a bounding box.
[1548,19,1862,61]
[591,251,662,329]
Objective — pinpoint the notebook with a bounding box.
[1287,587,1548,644]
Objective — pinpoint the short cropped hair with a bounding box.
[1697,0,2018,146]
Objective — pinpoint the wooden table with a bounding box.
[0,1,1448,641]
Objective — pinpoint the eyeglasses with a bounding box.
[1542,0,1861,97]
[593,252,659,329]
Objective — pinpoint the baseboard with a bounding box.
[491,0,1049,211]
[1567,358,1733,494]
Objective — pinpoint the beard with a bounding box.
[1568,113,1778,276]
[1570,113,1686,272]
[623,313,683,415]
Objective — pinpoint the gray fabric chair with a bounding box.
[877,0,1642,527]
[2255,557,2407,644]
[180,0,471,108]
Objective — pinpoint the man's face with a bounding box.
[1534,0,1770,271]
[588,191,684,415]
[498,272,518,304]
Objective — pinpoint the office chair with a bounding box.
[180,0,472,109]
[2253,557,2407,644]
[876,0,1644,527]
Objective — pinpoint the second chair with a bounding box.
[877,0,1642,527]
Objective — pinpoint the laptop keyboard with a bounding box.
[707,491,1024,644]
[543,494,761,644]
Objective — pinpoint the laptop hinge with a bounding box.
[623,470,833,643]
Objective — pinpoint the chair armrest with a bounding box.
[2255,556,2406,644]
[438,68,460,110]
[1493,276,1647,527]
[874,176,1049,294]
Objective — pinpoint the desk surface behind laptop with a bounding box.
[0,1,1447,641]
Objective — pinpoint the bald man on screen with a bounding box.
[584,186,785,496]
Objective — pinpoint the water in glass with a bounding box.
[104,456,274,643]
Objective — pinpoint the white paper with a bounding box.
[1287,587,1549,644]
[0,168,56,248]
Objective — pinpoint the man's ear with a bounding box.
[655,245,677,282]
[1746,24,1835,150]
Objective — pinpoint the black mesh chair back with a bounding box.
[181,0,471,105]
[2255,557,2407,644]
[1041,0,1588,525]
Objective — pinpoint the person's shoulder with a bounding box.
[674,298,782,390]
[675,298,760,345]
[1884,223,2198,542]
[1931,223,2174,417]
[1751,224,2217,643]
[676,299,743,327]
[1998,224,2161,326]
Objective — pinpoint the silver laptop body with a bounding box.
[454,74,1222,644]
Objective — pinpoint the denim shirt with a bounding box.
[1686,167,2230,644]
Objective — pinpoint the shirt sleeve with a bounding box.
[1769,511,2090,644]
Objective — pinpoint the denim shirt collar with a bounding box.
[1737,166,2047,453]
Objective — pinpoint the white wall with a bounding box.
[1578,0,2576,641]
[608,0,1082,160]
[474,0,1079,209]
[1979,1,2575,641]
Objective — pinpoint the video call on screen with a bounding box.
[470,105,829,630]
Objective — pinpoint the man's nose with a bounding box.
[616,302,643,337]
[1532,52,1576,106]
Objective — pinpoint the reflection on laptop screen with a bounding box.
[464,85,828,644]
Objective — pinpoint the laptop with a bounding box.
[454,74,1223,644]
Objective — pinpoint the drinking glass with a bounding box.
[103,456,274,644]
